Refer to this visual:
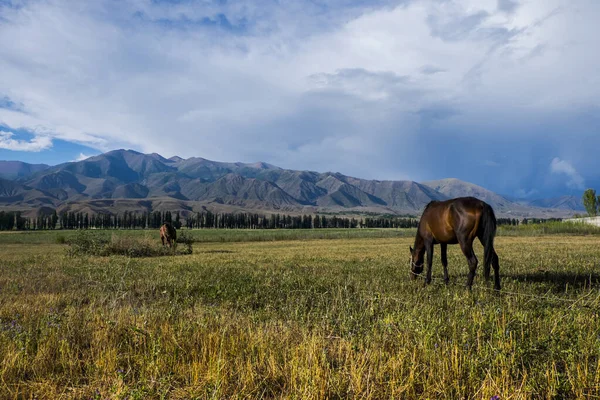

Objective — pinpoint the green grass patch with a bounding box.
[65,230,193,257]
[0,228,417,245]
[1,221,599,248]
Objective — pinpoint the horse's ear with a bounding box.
[409,246,413,254]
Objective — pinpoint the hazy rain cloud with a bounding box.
[0,0,598,196]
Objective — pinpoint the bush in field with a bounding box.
[176,231,194,254]
[65,231,109,256]
[66,230,192,257]
[55,235,67,244]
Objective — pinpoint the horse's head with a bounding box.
[409,246,424,279]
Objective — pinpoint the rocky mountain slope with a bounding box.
[0,150,580,218]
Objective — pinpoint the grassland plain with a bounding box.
[1,229,600,399]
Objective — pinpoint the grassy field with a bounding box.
[1,221,599,246]
[0,228,418,246]
[1,229,600,399]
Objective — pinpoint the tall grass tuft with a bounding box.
[66,230,192,257]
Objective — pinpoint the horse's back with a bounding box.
[420,197,489,243]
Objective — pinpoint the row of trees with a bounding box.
[58,211,182,230]
[184,212,362,229]
[0,209,419,231]
[0,211,28,230]
[0,210,182,231]
[0,209,565,231]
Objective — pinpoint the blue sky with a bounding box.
[0,0,598,198]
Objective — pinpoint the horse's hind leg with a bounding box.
[479,237,491,281]
[441,244,449,284]
[477,236,493,281]
[161,235,165,246]
[492,249,501,291]
[483,259,491,281]
[459,240,478,290]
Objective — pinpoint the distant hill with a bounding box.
[0,161,49,180]
[422,178,513,212]
[526,196,585,211]
[0,149,581,218]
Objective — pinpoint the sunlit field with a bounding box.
[1,229,599,399]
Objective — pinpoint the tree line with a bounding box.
[0,210,420,231]
[0,209,564,231]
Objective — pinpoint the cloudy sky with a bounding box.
[0,0,598,198]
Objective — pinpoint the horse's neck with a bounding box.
[413,233,425,253]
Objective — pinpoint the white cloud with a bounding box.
[484,160,501,167]
[0,0,598,189]
[550,157,585,189]
[0,130,52,152]
[72,152,93,162]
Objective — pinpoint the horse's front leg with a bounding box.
[425,242,434,285]
[441,243,449,284]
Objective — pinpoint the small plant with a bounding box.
[65,231,109,256]
[66,230,192,257]
[55,235,67,244]
[175,231,194,255]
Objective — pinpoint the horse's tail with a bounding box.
[480,202,497,277]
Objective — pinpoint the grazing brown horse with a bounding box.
[160,222,177,247]
[410,197,501,290]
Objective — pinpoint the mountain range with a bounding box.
[0,149,584,218]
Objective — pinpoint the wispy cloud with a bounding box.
[0,131,52,152]
[497,0,520,14]
[72,152,93,162]
[484,160,501,167]
[550,157,585,190]
[419,65,446,75]
[0,0,598,196]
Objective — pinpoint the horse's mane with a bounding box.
[422,200,438,213]
[416,201,439,232]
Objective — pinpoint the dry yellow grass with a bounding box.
[0,233,599,399]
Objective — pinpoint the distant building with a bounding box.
[563,216,600,227]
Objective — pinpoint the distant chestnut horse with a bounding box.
[410,197,500,290]
[160,222,177,247]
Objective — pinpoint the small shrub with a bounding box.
[175,231,194,255]
[65,231,109,257]
[55,235,67,244]
[66,230,192,257]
